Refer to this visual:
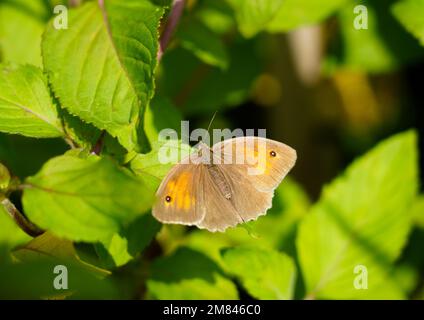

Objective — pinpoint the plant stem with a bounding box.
[1,198,44,237]
[69,0,82,7]
[90,130,106,155]
[158,0,186,61]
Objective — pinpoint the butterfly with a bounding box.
[152,136,297,232]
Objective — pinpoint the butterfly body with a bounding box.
[206,164,232,200]
[152,137,297,232]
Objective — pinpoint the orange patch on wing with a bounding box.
[246,144,271,175]
[165,172,193,210]
[176,172,191,190]
[177,192,193,210]
[254,160,271,175]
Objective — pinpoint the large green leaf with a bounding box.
[60,109,102,149]
[13,231,110,276]
[130,139,193,190]
[392,0,424,46]
[227,0,284,38]
[247,178,310,253]
[267,0,349,32]
[227,0,349,36]
[0,134,68,179]
[297,130,418,299]
[158,40,261,115]
[0,257,118,299]
[195,0,236,35]
[222,247,296,300]
[177,19,229,70]
[177,178,309,271]
[144,95,183,144]
[0,64,64,138]
[0,0,48,66]
[146,247,238,299]
[156,173,304,259]
[22,154,155,242]
[325,1,424,73]
[411,196,424,229]
[42,0,164,151]
[95,213,161,268]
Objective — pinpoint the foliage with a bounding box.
[22,154,155,242]
[393,0,424,46]
[297,131,417,299]
[0,0,423,300]
[222,247,296,299]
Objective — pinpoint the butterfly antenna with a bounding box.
[206,111,218,136]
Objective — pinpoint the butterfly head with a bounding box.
[192,141,213,165]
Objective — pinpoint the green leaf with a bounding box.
[0,0,48,66]
[0,204,31,250]
[130,139,193,190]
[0,258,118,299]
[144,95,183,144]
[222,247,296,299]
[227,0,284,38]
[297,130,418,299]
[324,1,424,73]
[392,0,424,46]
[0,64,64,138]
[158,40,261,115]
[147,247,238,299]
[0,134,68,179]
[227,0,349,36]
[22,154,155,242]
[60,110,102,149]
[391,264,419,295]
[177,19,229,70]
[13,231,110,277]
[0,162,11,191]
[247,178,310,252]
[181,178,309,273]
[267,0,349,32]
[196,0,236,35]
[411,196,424,229]
[95,213,161,268]
[42,0,164,151]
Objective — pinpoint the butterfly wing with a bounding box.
[153,137,296,232]
[196,167,242,232]
[212,136,297,192]
[197,162,273,232]
[152,160,206,226]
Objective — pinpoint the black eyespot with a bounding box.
[270,150,277,157]
[165,196,172,202]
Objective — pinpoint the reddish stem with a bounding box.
[91,131,106,155]
[1,198,44,237]
[69,0,81,7]
[158,0,186,61]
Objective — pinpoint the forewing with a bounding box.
[212,136,297,192]
[153,162,206,226]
